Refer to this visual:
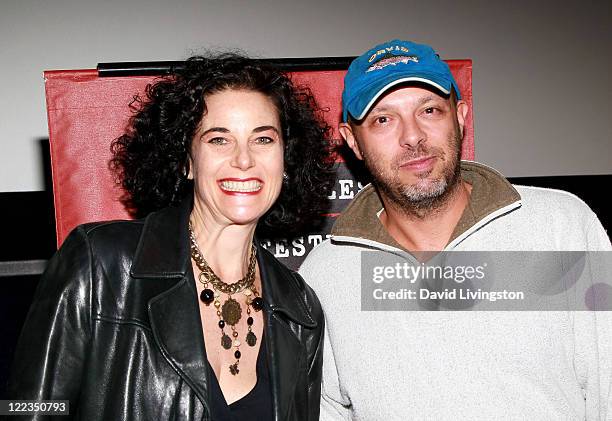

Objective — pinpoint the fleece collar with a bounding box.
[331,161,521,250]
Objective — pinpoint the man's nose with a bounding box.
[399,115,426,148]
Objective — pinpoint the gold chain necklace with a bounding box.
[189,223,264,375]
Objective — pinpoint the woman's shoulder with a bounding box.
[51,220,147,288]
[61,219,146,257]
[34,220,149,322]
[79,218,146,242]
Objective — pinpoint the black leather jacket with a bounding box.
[7,198,324,420]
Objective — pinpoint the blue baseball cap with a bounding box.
[342,39,461,122]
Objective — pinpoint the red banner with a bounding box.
[45,60,473,252]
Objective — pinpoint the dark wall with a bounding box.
[0,191,56,398]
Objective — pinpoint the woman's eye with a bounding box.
[208,137,227,145]
[373,116,388,125]
[255,136,274,144]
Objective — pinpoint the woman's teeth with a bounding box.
[220,180,262,192]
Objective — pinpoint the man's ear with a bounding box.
[339,122,364,161]
[455,100,468,139]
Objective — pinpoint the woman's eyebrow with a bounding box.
[252,125,279,134]
[201,127,230,135]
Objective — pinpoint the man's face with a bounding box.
[339,86,468,211]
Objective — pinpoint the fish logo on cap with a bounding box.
[366,54,419,73]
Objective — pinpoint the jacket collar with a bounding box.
[130,196,192,279]
[257,246,317,328]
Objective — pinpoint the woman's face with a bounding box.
[189,89,284,227]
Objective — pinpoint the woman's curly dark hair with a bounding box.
[110,53,334,235]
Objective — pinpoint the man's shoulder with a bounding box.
[513,184,596,217]
[514,184,586,202]
[300,238,342,267]
[490,184,610,250]
[299,238,361,278]
[463,161,595,218]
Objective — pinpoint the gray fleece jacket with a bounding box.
[299,161,612,421]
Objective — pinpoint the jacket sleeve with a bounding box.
[6,226,93,420]
[297,272,326,421]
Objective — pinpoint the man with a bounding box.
[299,39,612,420]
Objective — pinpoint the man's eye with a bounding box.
[375,116,389,124]
[424,107,442,115]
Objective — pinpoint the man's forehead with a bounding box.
[368,85,450,111]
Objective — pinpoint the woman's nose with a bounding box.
[231,143,255,170]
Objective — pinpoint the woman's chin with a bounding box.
[213,191,279,227]
[222,209,267,227]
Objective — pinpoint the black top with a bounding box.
[207,336,273,420]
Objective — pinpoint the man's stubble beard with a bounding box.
[361,129,463,218]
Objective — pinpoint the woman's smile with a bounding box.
[218,178,264,195]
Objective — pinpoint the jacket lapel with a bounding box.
[131,197,211,412]
[148,275,210,408]
[257,244,317,420]
[265,312,303,421]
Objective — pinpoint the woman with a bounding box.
[8,54,333,420]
